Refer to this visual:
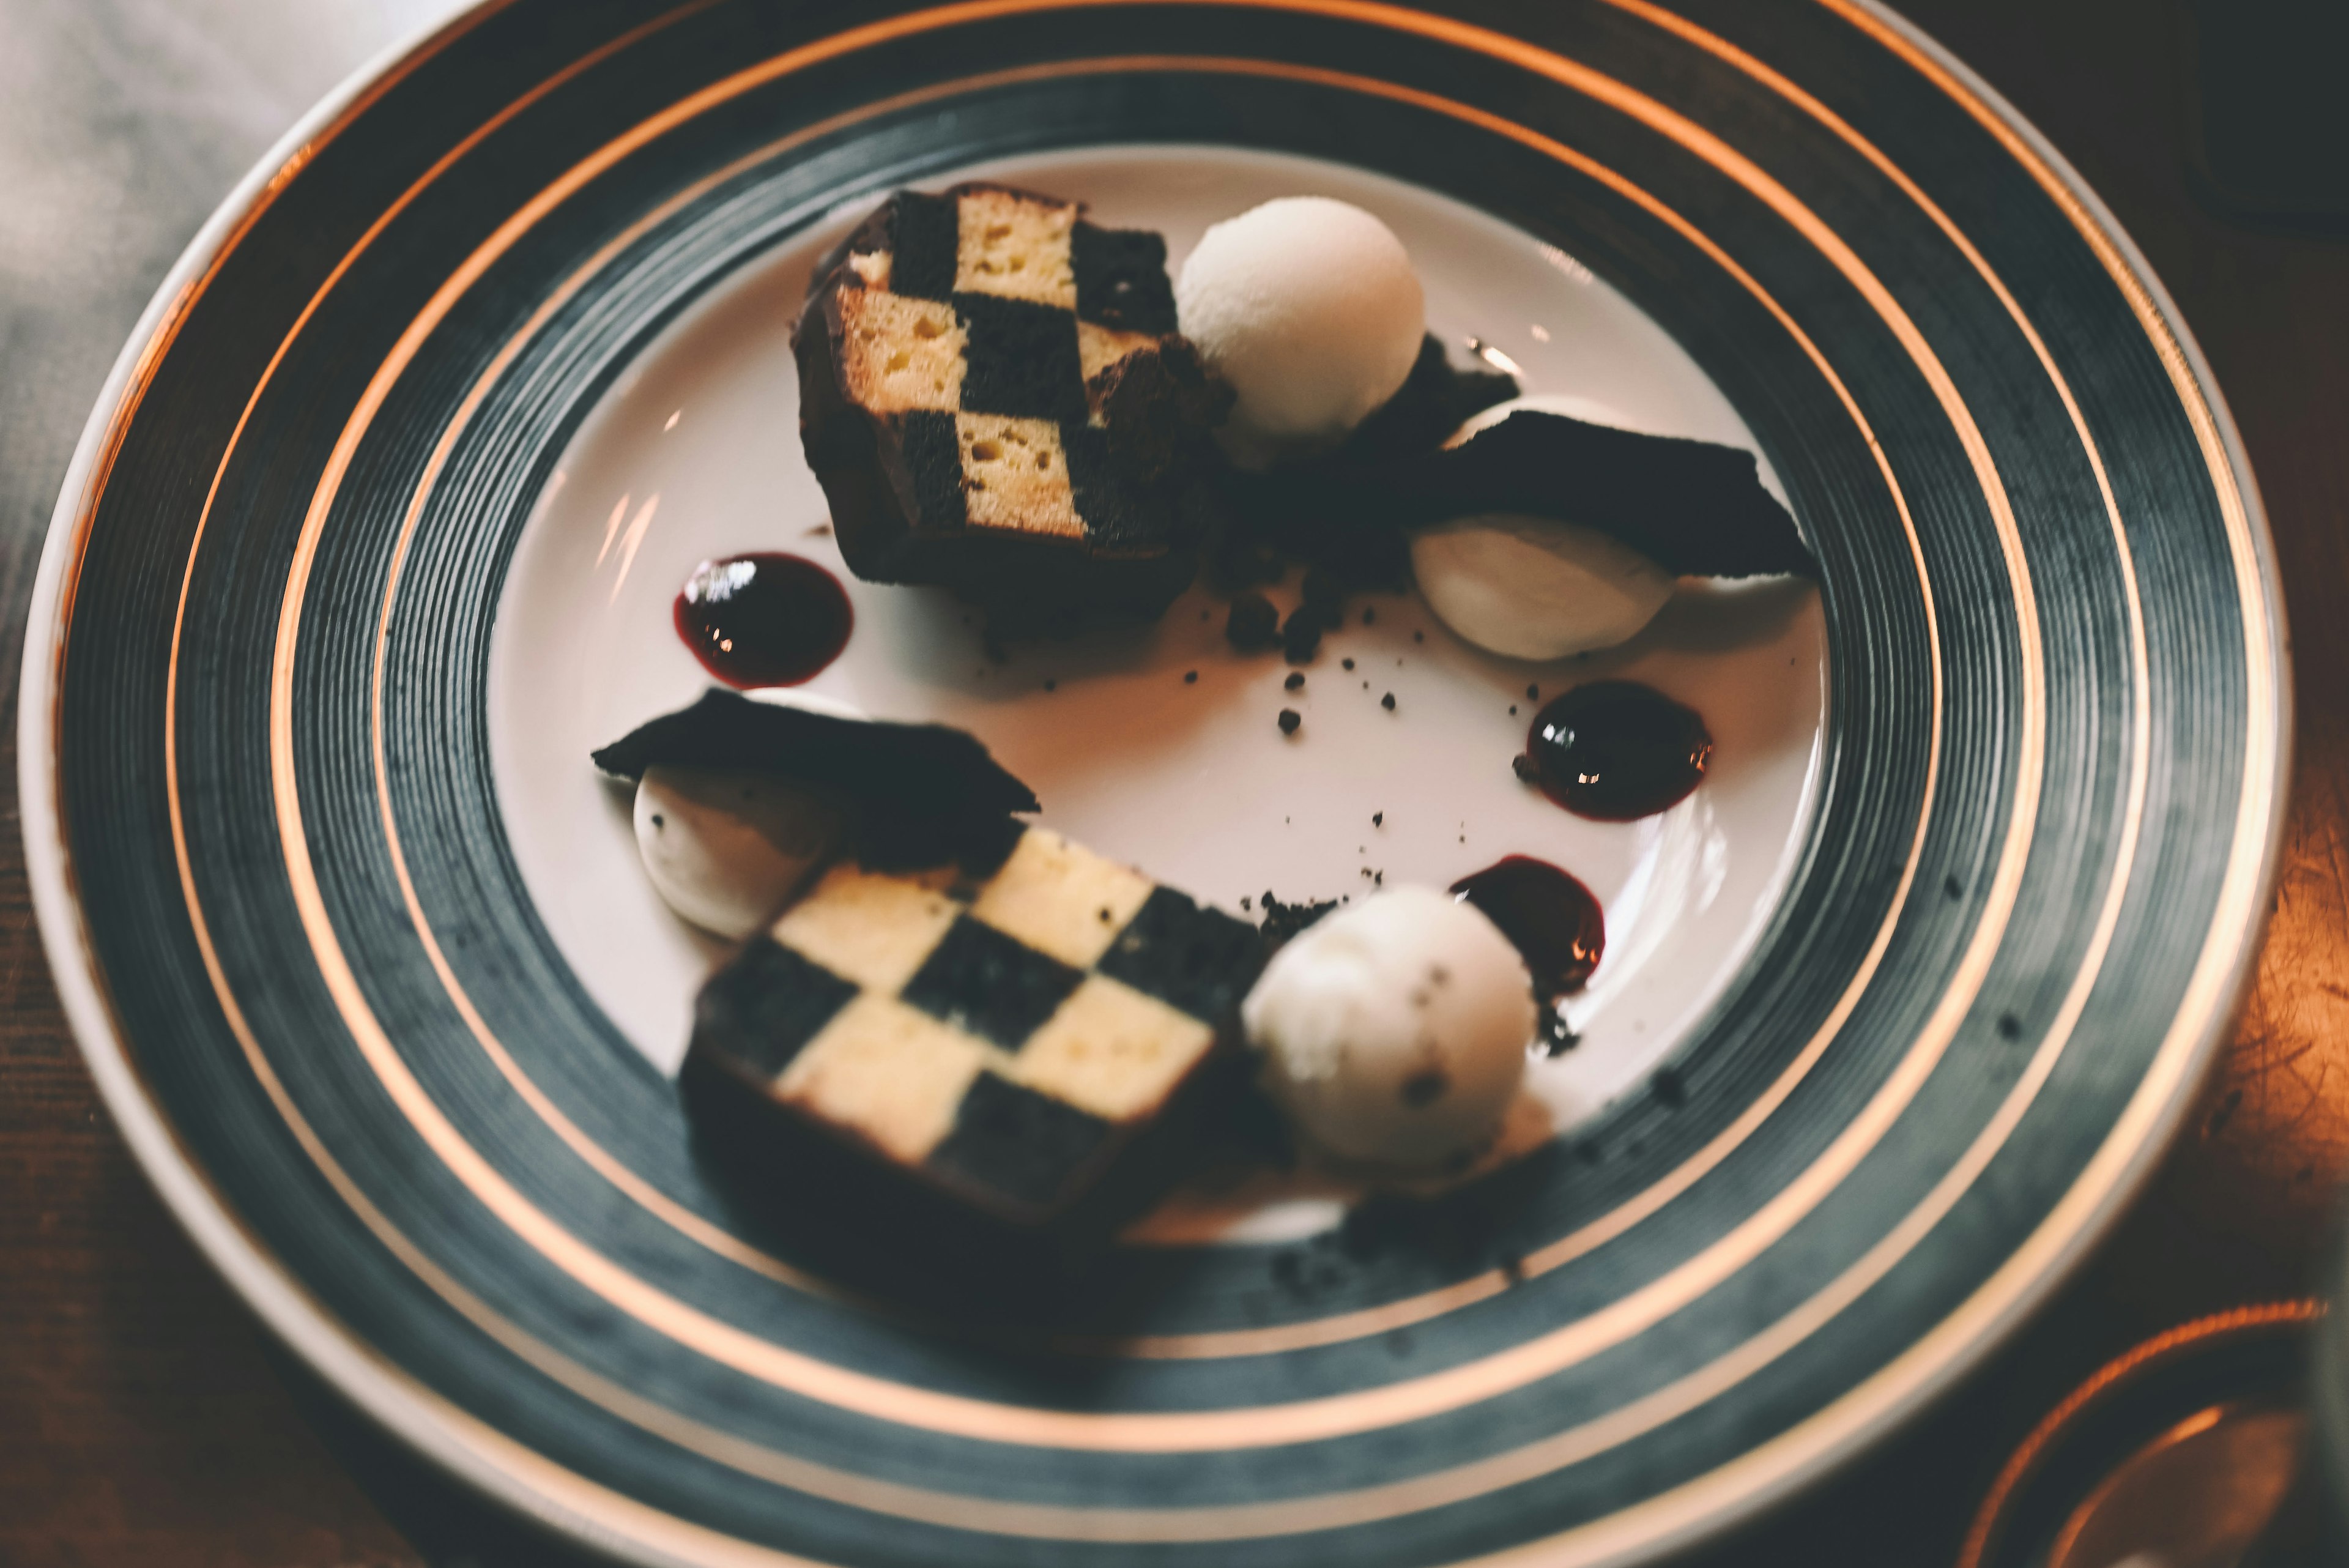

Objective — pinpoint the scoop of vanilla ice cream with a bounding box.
[1243,886,1534,1168]
[628,687,867,940]
[1412,515,1674,660]
[1175,196,1424,467]
[633,766,843,940]
[1412,396,1677,659]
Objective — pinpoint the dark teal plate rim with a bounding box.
[19,2,2290,1564]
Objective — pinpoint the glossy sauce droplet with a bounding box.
[1523,681,1710,820]
[674,552,852,688]
[1449,856,1605,1001]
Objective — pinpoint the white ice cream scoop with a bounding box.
[633,767,842,941]
[628,686,866,940]
[1411,395,1677,660]
[1174,196,1424,468]
[1243,886,1535,1169]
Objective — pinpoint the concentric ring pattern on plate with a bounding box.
[19,2,2286,1565]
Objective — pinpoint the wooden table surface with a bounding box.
[6,2,2347,1564]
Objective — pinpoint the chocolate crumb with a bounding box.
[1241,896,1253,912]
[649,814,665,829]
[1381,692,1397,712]
[1372,812,1384,827]
[806,522,833,537]
[1278,708,1302,735]
[1375,871,1384,885]
[1342,658,1356,671]
[1512,754,1539,783]
[1258,891,1338,946]
[1509,704,1518,716]
[1412,630,1425,643]
[1184,669,1199,684]
[1400,1069,1449,1107]
[1652,1066,1688,1108]
[1226,593,1279,651]
[1496,1249,1526,1285]
[1043,679,1057,692]
[1281,611,1323,664]
[1284,671,1305,691]
[1361,606,1376,625]
[1526,683,1540,701]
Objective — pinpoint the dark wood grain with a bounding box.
[2,1,2345,1564]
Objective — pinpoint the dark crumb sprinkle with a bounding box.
[1226,593,1280,652]
[1381,692,1397,712]
[1372,812,1384,827]
[1258,891,1338,946]
[1509,704,1518,716]
[1362,868,1374,880]
[1652,1066,1688,1108]
[1284,671,1305,691]
[1278,708,1302,735]
[1097,907,1113,923]
[1526,683,1540,701]
[1362,681,1370,690]
[1375,870,1384,885]
[1361,606,1376,625]
[1512,754,1540,783]
[1496,1249,1527,1285]
[1282,611,1323,664]
[1044,679,1057,692]
[1413,630,1425,643]
[1342,657,1356,671]
[648,813,665,829]
[1184,669,1199,684]
[807,522,833,537]
[1400,1068,1449,1107]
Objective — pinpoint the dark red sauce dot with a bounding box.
[1523,681,1710,821]
[674,552,852,688]
[1449,855,1605,1001]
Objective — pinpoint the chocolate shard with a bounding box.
[592,689,1038,841]
[1229,408,1814,581]
[1390,412,1814,578]
[1340,333,1521,458]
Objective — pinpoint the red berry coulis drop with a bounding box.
[1523,681,1711,821]
[1449,855,1606,1003]
[674,552,852,688]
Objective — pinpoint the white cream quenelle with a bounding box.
[629,689,864,940]
[1411,395,1679,660]
[1174,196,1424,469]
[1242,886,1535,1169]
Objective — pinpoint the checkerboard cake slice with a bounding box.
[685,824,1263,1228]
[793,184,1231,615]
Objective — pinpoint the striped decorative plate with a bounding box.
[20,2,2287,1564]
